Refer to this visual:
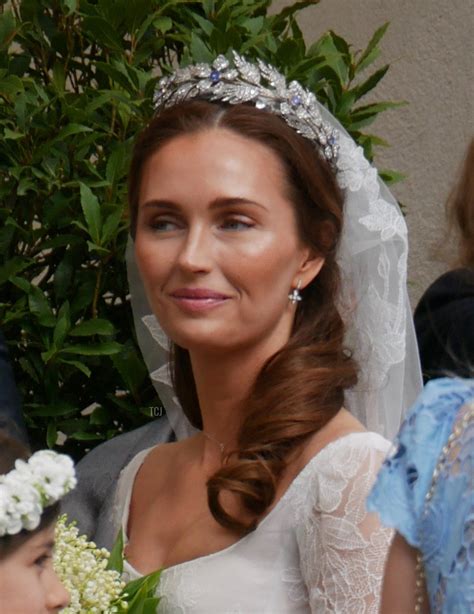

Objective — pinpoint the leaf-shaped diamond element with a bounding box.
[241,64,261,85]
[213,55,229,71]
[194,64,211,78]
[260,62,286,94]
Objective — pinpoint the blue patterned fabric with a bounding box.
[367,377,474,613]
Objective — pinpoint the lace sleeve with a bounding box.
[295,434,393,614]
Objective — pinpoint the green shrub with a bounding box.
[0,0,403,458]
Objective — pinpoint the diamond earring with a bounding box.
[288,280,302,304]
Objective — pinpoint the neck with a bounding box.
[189,332,289,455]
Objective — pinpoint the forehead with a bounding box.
[10,524,55,562]
[138,128,290,205]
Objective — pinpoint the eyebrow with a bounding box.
[141,197,268,212]
[33,539,55,551]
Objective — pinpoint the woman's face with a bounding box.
[134,128,322,354]
[0,524,69,613]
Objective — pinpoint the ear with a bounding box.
[292,249,325,290]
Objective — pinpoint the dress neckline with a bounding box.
[121,431,388,577]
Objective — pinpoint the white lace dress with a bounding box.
[113,432,393,613]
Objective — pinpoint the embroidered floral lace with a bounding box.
[368,378,474,614]
[114,432,393,613]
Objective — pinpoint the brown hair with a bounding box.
[129,101,358,533]
[446,138,474,269]
[0,431,59,558]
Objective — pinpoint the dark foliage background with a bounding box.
[0,0,403,459]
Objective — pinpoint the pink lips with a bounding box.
[169,288,230,312]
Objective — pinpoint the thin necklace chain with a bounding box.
[202,431,226,453]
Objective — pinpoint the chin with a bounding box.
[166,324,247,353]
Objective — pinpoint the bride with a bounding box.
[64,54,422,612]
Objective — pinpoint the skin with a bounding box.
[135,128,323,447]
[128,127,366,573]
[380,532,430,613]
[0,524,70,614]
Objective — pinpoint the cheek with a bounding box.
[134,236,170,287]
[222,232,299,295]
[0,566,42,609]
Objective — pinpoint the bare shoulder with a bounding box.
[295,408,366,469]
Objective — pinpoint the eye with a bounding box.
[220,217,255,231]
[34,553,51,569]
[148,218,181,232]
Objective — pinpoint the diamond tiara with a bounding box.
[154,51,339,166]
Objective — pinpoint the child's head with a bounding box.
[0,432,74,613]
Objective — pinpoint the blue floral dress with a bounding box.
[367,377,474,613]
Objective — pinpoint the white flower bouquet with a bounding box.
[54,515,161,613]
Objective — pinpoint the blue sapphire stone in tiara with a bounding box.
[290,94,302,107]
[328,135,336,146]
[210,70,221,84]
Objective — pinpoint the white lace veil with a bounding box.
[126,62,422,443]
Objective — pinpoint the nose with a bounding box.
[176,223,213,274]
[45,568,70,611]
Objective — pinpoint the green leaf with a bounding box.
[379,169,407,185]
[352,65,389,101]
[0,10,17,50]
[106,144,127,187]
[41,347,58,363]
[47,423,58,448]
[9,276,30,293]
[86,240,110,255]
[95,61,136,92]
[0,75,24,97]
[310,32,349,84]
[19,357,40,384]
[356,22,389,73]
[272,0,320,26]
[4,128,24,140]
[79,183,102,244]
[69,431,103,441]
[52,62,66,92]
[191,13,213,37]
[69,318,116,337]
[90,406,111,425]
[0,257,33,285]
[107,529,124,573]
[56,123,93,140]
[17,177,35,196]
[53,301,71,347]
[28,286,55,327]
[63,0,78,15]
[54,254,75,300]
[134,12,159,42]
[82,16,123,52]
[29,404,76,418]
[101,208,123,244]
[124,569,162,609]
[349,100,406,129]
[60,341,122,356]
[190,33,214,63]
[57,358,91,377]
[111,344,148,396]
[142,597,161,614]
